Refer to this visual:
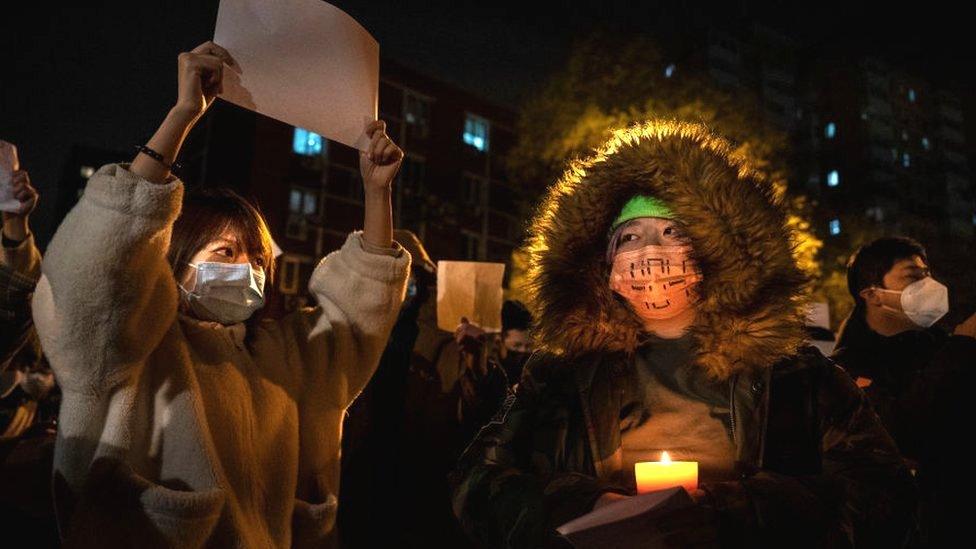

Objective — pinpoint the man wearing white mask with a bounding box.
[832,236,976,546]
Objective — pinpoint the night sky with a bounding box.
[2,0,973,246]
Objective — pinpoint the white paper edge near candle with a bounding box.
[213,0,379,151]
[556,486,686,536]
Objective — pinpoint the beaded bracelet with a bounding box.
[135,144,182,173]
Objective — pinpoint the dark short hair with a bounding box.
[502,300,533,334]
[168,188,275,286]
[846,236,927,309]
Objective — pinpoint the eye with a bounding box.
[254,257,266,268]
[213,246,235,258]
[620,233,640,243]
[663,225,681,237]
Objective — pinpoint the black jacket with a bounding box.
[831,310,976,461]
[452,347,915,547]
[832,310,976,546]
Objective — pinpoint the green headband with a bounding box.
[610,195,675,232]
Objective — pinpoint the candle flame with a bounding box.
[661,451,671,464]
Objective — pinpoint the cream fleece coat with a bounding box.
[32,164,410,548]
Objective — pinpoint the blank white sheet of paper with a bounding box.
[214,0,379,151]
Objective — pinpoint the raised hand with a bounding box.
[2,169,39,242]
[132,41,239,184]
[359,120,404,192]
[174,41,240,122]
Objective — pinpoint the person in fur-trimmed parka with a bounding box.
[451,121,916,548]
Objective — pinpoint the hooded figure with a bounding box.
[451,121,915,548]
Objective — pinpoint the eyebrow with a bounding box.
[209,238,239,247]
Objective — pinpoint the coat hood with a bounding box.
[524,120,810,380]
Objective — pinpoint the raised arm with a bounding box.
[32,42,238,393]
[1,144,41,279]
[130,42,237,183]
[1,147,42,369]
[300,120,410,408]
[360,119,402,248]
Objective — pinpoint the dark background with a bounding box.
[2,0,973,246]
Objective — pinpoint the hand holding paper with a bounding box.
[1,140,39,241]
[360,120,404,192]
[131,42,238,184]
[359,119,402,250]
[1,140,21,213]
[173,41,240,122]
[437,261,506,333]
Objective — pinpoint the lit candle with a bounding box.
[634,451,698,494]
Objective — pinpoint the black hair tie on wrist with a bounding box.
[135,144,182,174]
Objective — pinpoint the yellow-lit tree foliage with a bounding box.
[506,33,825,313]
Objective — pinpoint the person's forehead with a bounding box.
[210,230,242,246]
[890,256,927,274]
[622,217,674,230]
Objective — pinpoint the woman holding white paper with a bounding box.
[33,41,411,548]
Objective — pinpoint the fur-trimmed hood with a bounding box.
[524,121,810,380]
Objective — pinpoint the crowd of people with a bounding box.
[1,41,974,548]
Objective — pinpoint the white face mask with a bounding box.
[180,262,266,325]
[875,276,949,328]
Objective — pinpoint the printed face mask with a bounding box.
[609,244,702,321]
[875,276,949,328]
[181,262,266,325]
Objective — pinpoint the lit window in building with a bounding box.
[287,187,317,241]
[289,189,301,213]
[463,114,490,152]
[289,188,318,215]
[80,165,95,178]
[824,122,836,139]
[891,148,898,161]
[921,136,931,150]
[292,127,323,156]
[404,93,429,125]
[829,219,841,236]
[902,153,911,168]
[908,88,916,102]
[827,170,840,187]
[860,111,869,120]
[665,64,676,78]
[403,92,431,138]
[901,130,909,141]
